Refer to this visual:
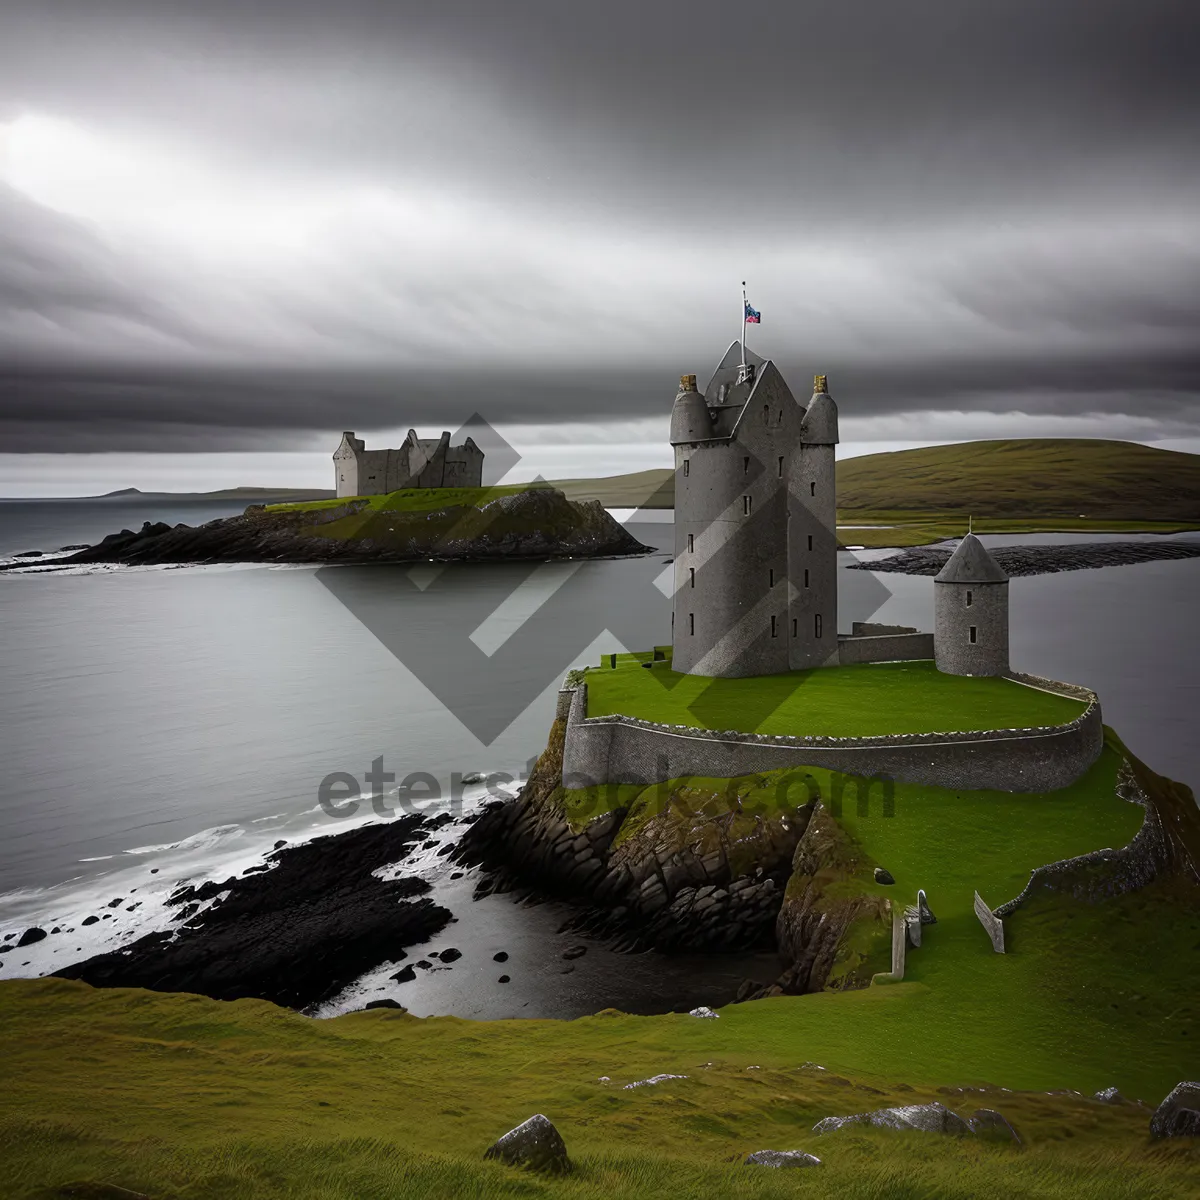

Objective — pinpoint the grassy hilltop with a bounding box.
[546,439,1200,545]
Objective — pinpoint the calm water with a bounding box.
[1,500,1197,1017]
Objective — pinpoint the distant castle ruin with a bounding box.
[333,430,483,498]
[670,342,1010,678]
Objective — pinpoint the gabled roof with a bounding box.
[934,533,1009,583]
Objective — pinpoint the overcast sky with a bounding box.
[1,0,1198,491]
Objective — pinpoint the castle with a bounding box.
[670,342,1009,678]
[333,430,483,498]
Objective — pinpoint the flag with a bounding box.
[744,302,761,324]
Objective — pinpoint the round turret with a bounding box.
[800,374,839,445]
[934,533,1009,676]
[670,373,713,444]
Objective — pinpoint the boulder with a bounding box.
[439,947,462,963]
[968,1109,1021,1143]
[744,1150,821,1168]
[1150,1082,1200,1138]
[484,1114,570,1174]
[493,951,509,962]
[391,964,416,983]
[688,1006,719,1019]
[363,998,404,1010]
[873,867,895,885]
[17,927,47,947]
[1093,1086,1127,1104]
[814,1102,969,1136]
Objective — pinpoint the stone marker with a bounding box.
[1150,1081,1200,1138]
[973,891,1005,953]
[814,1101,969,1135]
[484,1114,571,1173]
[744,1149,822,1168]
[968,1109,1021,1143]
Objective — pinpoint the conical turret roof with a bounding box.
[934,532,1008,583]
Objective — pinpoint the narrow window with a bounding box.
[807,534,813,551]
[743,495,752,516]
[689,613,695,636]
[966,590,973,607]
[969,626,978,644]
[762,404,769,424]
[610,653,617,668]
[689,567,695,588]
[771,615,778,638]
[687,533,694,553]
[810,481,816,496]
[778,456,784,477]
[683,459,690,477]
[769,568,774,588]
[792,618,798,638]
[743,456,750,474]
[804,568,810,588]
[815,614,823,638]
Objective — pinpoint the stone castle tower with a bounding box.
[933,532,1010,676]
[670,343,839,677]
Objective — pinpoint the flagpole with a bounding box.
[740,280,747,371]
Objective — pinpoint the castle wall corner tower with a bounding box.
[933,533,1010,676]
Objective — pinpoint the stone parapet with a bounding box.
[561,676,1103,794]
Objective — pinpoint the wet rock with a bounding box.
[415,960,433,969]
[439,947,462,963]
[50,927,61,935]
[450,871,464,879]
[437,843,454,856]
[107,899,124,909]
[814,1102,969,1135]
[562,945,587,960]
[498,974,511,983]
[1150,1082,1200,1138]
[391,964,416,983]
[273,840,287,850]
[1094,1086,1128,1104]
[17,927,47,947]
[149,868,158,874]
[493,951,509,962]
[968,1109,1021,1143]
[484,1113,570,1174]
[363,998,405,1010]
[873,867,895,885]
[744,1150,821,1168]
[81,916,99,926]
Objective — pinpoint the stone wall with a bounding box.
[561,678,1104,794]
[836,632,935,665]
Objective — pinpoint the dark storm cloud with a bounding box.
[1,0,1199,450]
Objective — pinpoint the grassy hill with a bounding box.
[836,438,1200,521]
[543,439,1200,527]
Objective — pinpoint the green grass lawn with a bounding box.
[585,659,1087,736]
[264,484,541,516]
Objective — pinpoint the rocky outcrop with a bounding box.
[484,1114,571,1174]
[744,1150,822,1168]
[55,816,450,1009]
[814,1102,971,1136]
[27,488,649,568]
[854,541,1200,578]
[770,805,891,995]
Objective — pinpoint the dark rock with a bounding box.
[436,843,455,856]
[1150,1081,1200,1138]
[59,544,91,552]
[498,974,511,983]
[13,550,44,558]
[149,868,158,874]
[853,541,1200,579]
[415,960,433,969]
[494,951,509,962]
[17,927,47,947]
[273,840,287,850]
[968,1109,1021,1143]
[363,998,405,1010]
[50,927,61,935]
[107,898,124,908]
[439,947,462,963]
[484,1113,570,1174]
[391,964,416,983]
[450,871,464,879]
[81,915,99,926]
[54,815,448,1009]
[561,945,587,960]
[744,1150,822,1168]
[815,1102,970,1135]
[873,867,895,885]
[0,946,12,954]
[917,888,936,925]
